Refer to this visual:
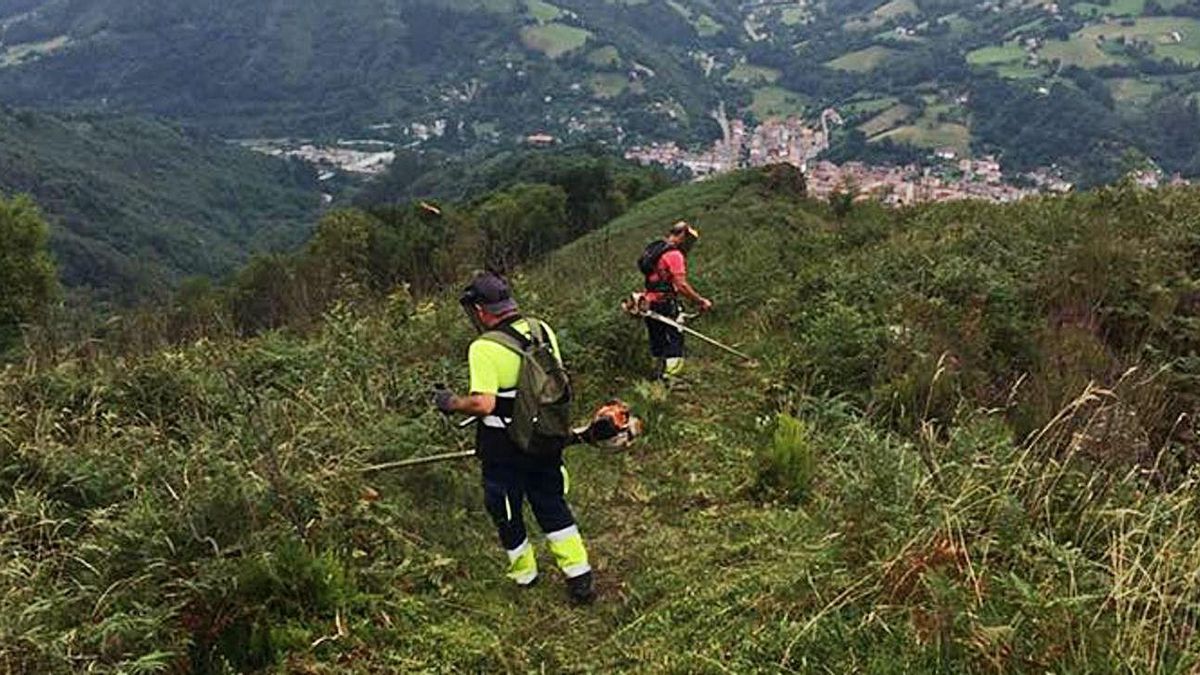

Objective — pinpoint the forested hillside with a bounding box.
[4,0,1200,182]
[0,0,725,142]
[3,171,1199,671]
[0,107,321,299]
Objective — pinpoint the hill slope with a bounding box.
[2,174,1200,671]
[4,0,1200,180]
[0,107,322,298]
[0,0,725,143]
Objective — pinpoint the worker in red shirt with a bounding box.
[637,221,713,382]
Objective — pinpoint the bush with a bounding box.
[756,413,818,502]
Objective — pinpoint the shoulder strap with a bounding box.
[524,318,547,347]
[481,318,538,355]
[480,330,524,355]
[643,241,675,273]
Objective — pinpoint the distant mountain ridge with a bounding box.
[0,107,321,299]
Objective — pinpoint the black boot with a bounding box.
[566,571,596,606]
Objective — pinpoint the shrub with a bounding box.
[756,413,818,502]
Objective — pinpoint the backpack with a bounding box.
[481,319,574,455]
[638,240,677,293]
[638,240,675,276]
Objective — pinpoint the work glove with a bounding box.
[431,384,455,415]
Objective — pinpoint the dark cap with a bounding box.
[462,272,519,315]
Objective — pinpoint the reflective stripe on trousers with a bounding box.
[545,524,591,579]
[506,538,538,586]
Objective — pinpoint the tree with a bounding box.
[229,254,300,335]
[306,209,376,289]
[474,183,569,273]
[0,194,59,351]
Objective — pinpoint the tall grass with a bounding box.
[2,172,1199,671]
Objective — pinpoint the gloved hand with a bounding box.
[431,384,455,415]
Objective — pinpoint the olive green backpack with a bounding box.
[482,319,573,455]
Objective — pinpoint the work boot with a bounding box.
[566,571,596,606]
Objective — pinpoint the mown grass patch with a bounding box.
[967,42,1026,66]
[996,61,1045,78]
[1075,17,1200,66]
[520,22,591,59]
[826,45,900,72]
[1108,76,1164,105]
[525,0,564,22]
[1040,34,1129,68]
[1072,0,1145,16]
[967,41,1046,79]
[876,0,920,19]
[726,61,782,83]
[749,86,809,119]
[586,45,621,68]
[845,0,920,31]
[874,121,970,152]
[842,95,900,117]
[859,103,916,136]
[589,72,628,98]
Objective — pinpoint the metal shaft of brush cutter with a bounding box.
[642,310,757,363]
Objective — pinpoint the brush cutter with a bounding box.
[361,400,644,473]
[621,293,758,365]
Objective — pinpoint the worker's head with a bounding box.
[667,221,700,253]
[460,271,519,332]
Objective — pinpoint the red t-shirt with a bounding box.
[645,249,687,303]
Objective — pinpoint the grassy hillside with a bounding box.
[3,172,1200,671]
[0,107,321,300]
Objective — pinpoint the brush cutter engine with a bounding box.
[621,292,651,317]
[576,399,644,451]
